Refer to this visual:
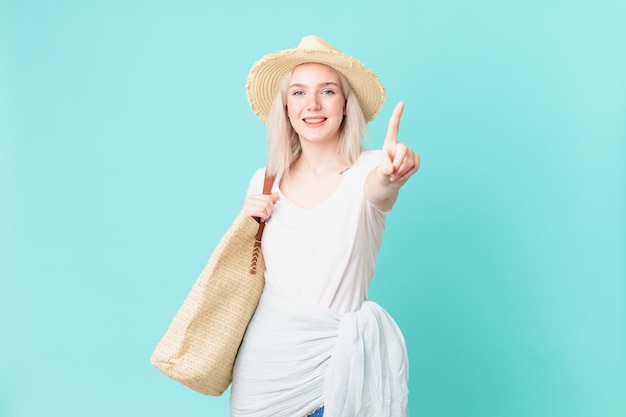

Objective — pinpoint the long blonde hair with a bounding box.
[265,65,368,177]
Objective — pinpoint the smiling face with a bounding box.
[286,63,347,145]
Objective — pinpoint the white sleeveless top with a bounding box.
[246,150,387,313]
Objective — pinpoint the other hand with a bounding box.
[242,192,279,222]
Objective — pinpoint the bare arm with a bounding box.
[365,102,420,212]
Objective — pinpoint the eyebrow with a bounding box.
[289,82,340,89]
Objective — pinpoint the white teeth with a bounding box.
[304,118,325,124]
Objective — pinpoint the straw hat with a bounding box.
[246,35,385,124]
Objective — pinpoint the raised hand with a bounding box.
[365,101,420,211]
[380,101,420,187]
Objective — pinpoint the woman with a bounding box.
[231,35,420,417]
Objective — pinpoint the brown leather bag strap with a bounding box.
[250,172,276,274]
[262,172,276,198]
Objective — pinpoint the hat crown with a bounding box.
[297,35,338,53]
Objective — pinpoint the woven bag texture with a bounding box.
[151,212,265,395]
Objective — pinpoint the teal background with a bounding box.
[1,0,625,416]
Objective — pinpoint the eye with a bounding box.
[291,90,304,96]
[321,89,336,95]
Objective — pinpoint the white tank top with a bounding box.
[245,150,388,313]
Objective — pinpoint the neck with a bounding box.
[292,143,344,176]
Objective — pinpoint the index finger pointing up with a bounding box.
[384,101,405,147]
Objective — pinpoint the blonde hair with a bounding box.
[265,65,368,177]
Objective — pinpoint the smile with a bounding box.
[303,118,327,125]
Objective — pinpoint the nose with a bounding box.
[306,94,321,111]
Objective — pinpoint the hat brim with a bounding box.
[247,48,385,124]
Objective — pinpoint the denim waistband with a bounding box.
[306,406,324,417]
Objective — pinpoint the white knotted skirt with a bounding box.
[230,289,408,417]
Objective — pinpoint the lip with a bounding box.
[303,117,327,126]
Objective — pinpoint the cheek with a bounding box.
[285,104,299,128]
[330,95,345,112]
[334,100,346,117]
[286,99,298,119]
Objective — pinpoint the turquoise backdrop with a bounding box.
[1,0,625,416]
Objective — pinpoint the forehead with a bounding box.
[290,62,341,83]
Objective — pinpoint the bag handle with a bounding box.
[250,172,276,274]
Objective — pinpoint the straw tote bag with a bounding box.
[151,173,276,396]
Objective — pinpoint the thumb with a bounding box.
[270,192,279,203]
